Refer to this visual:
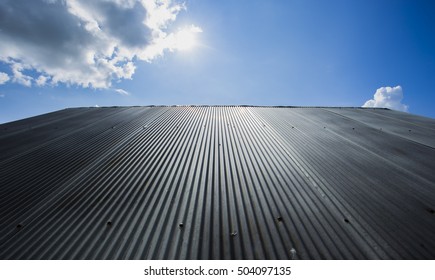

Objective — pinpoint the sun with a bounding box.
[175,29,196,50]
[174,25,203,51]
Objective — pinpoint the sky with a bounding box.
[0,0,435,124]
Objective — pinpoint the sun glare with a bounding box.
[174,25,202,51]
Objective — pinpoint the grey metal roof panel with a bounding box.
[324,107,435,148]
[0,106,434,260]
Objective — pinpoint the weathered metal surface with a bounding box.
[0,106,434,259]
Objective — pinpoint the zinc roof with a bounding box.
[0,106,434,259]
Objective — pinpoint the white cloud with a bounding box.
[11,63,33,87]
[36,75,50,87]
[362,86,409,112]
[0,0,201,89]
[0,72,9,84]
[114,88,130,95]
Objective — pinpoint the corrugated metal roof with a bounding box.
[0,106,434,260]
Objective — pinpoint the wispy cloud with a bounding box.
[363,86,409,112]
[0,0,201,89]
[0,72,10,85]
[114,88,130,96]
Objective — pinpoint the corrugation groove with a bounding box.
[0,106,434,260]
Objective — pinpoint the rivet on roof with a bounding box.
[290,248,297,260]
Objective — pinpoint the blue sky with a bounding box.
[1,0,434,123]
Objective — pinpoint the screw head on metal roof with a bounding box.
[277,216,283,222]
[179,223,184,229]
[230,231,238,237]
[107,221,112,227]
[16,224,23,230]
[290,248,297,260]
